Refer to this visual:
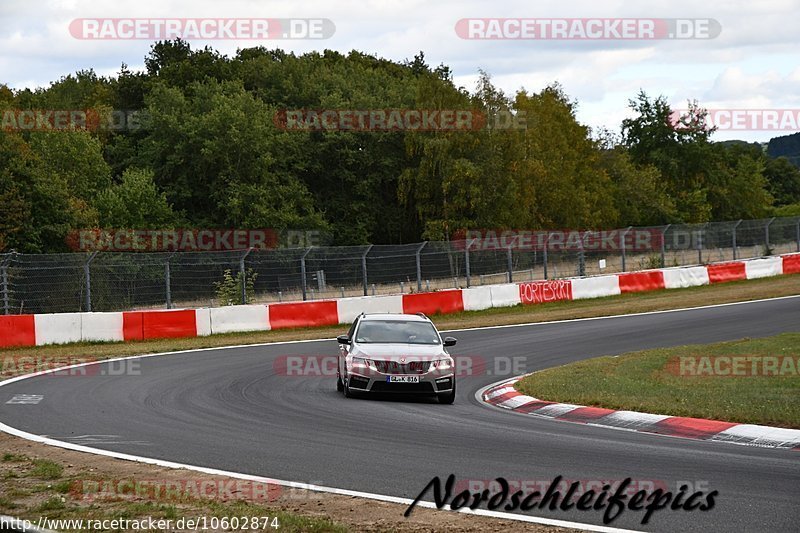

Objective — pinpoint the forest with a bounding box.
[1,40,799,253]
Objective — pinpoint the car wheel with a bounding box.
[438,381,456,404]
[343,375,354,398]
[336,371,344,392]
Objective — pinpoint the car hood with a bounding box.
[350,343,448,360]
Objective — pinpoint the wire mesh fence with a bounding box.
[1,216,799,314]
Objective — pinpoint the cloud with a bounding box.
[1,0,797,141]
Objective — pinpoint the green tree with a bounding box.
[95,168,177,228]
[600,146,676,226]
[623,94,716,222]
[27,131,112,200]
[511,85,617,229]
[764,156,800,206]
[708,144,772,220]
[141,80,326,231]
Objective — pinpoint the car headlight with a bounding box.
[352,357,376,370]
[431,358,453,371]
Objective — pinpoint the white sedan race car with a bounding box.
[336,313,457,403]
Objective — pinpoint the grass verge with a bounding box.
[0,452,348,532]
[0,274,797,380]
[0,435,568,532]
[515,333,800,428]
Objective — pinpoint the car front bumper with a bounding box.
[348,372,454,394]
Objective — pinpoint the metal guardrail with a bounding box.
[1,217,798,314]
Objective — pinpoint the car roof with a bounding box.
[359,313,430,322]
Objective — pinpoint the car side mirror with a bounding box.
[337,334,351,345]
[443,337,457,347]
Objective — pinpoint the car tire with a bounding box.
[438,381,456,404]
[336,372,344,392]
[343,376,354,398]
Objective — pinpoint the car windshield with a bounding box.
[355,320,441,344]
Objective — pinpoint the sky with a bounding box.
[1,0,799,142]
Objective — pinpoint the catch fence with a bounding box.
[1,217,798,314]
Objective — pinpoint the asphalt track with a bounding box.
[1,297,799,532]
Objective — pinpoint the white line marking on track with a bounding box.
[0,421,641,533]
[5,394,43,404]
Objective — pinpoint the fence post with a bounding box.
[660,224,670,268]
[300,247,311,301]
[240,248,254,305]
[165,252,177,309]
[506,245,513,283]
[765,217,775,255]
[84,251,98,312]
[1,254,10,315]
[362,244,373,296]
[465,239,475,288]
[698,223,709,264]
[543,232,549,280]
[621,227,631,272]
[796,219,800,252]
[165,261,171,309]
[732,219,742,260]
[578,231,593,277]
[415,241,427,292]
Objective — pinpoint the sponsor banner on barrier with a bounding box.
[666,355,799,377]
[518,280,572,305]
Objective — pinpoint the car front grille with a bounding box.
[373,360,431,374]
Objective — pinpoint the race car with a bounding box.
[336,313,457,403]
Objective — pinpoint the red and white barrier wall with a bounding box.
[1,253,798,348]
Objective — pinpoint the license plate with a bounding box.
[387,375,420,383]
